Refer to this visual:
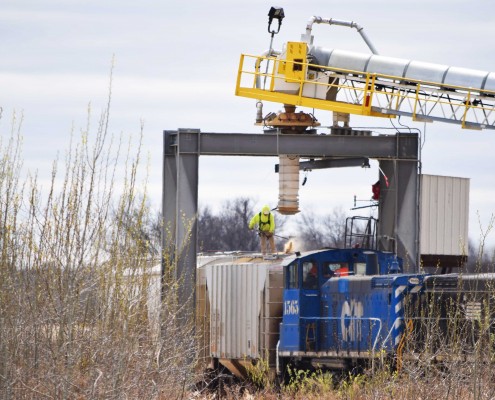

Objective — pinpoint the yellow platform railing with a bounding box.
[235,53,495,130]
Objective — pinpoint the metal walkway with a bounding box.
[236,52,495,130]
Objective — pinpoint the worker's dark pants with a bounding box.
[260,232,276,254]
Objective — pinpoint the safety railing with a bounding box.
[298,315,407,372]
[236,53,495,130]
[299,316,384,353]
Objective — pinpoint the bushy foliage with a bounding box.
[0,100,197,398]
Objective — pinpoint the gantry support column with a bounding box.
[377,158,420,273]
[162,129,199,322]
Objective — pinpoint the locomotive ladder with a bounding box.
[260,277,284,368]
[236,54,495,130]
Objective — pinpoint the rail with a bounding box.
[236,53,495,130]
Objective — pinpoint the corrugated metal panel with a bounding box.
[197,255,285,371]
[420,174,469,256]
[204,261,271,360]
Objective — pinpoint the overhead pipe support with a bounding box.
[303,16,379,55]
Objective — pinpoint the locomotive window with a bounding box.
[326,262,349,277]
[321,262,335,280]
[303,261,318,290]
[287,261,298,289]
[355,262,366,275]
[327,263,341,271]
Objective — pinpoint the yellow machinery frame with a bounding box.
[235,42,495,130]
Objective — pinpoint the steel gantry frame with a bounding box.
[162,129,420,314]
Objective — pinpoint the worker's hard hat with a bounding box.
[262,205,270,215]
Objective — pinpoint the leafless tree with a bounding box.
[296,207,349,250]
[466,214,495,272]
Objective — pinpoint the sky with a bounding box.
[1,0,495,248]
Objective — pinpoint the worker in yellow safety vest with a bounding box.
[249,205,276,255]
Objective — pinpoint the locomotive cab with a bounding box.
[279,248,404,358]
[281,255,329,353]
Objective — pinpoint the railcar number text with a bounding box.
[284,300,299,315]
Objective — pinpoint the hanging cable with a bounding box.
[302,170,308,186]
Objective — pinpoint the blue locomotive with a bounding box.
[277,248,426,371]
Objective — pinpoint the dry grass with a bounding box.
[189,364,495,400]
[0,97,198,398]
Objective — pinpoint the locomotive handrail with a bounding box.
[381,317,402,350]
[300,316,383,361]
